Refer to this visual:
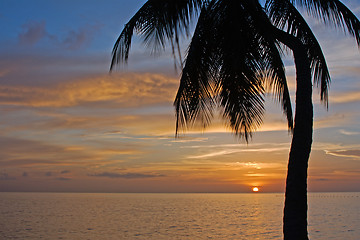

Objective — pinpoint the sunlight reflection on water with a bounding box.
[0,192,359,239]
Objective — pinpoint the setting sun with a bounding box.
[252,187,259,192]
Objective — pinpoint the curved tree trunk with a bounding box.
[274,28,313,240]
[284,50,312,240]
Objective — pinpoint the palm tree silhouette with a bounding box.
[110,0,360,239]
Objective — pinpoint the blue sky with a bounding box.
[0,0,360,192]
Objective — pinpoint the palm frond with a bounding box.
[174,4,216,134]
[251,1,294,129]
[110,0,203,70]
[267,0,331,105]
[175,0,293,140]
[212,0,268,140]
[292,0,360,45]
[238,0,293,131]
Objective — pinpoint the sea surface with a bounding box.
[0,192,359,239]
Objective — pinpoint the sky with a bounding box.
[0,0,360,193]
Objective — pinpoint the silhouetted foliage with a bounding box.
[111,0,360,239]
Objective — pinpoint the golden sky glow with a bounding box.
[1,1,360,193]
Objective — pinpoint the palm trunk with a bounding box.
[274,28,313,240]
[284,50,312,240]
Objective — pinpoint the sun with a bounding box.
[252,187,259,192]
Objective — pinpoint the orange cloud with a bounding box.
[0,136,144,169]
[314,113,355,129]
[0,73,178,108]
[186,143,290,159]
[330,91,360,104]
[325,150,360,159]
[88,172,165,179]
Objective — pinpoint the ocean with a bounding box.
[0,192,359,239]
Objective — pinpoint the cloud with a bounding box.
[0,172,16,180]
[22,172,28,177]
[45,172,53,177]
[60,170,70,174]
[88,172,165,179]
[0,73,177,108]
[227,162,262,169]
[18,21,49,45]
[0,69,11,78]
[101,131,172,141]
[339,129,360,136]
[62,25,102,50]
[0,137,70,167]
[170,137,209,143]
[311,178,330,182]
[244,173,271,177]
[331,91,360,104]
[17,21,100,50]
[0,136,143,170]
[314,113,353,129]
[56,177,71,181]
[325,150,360,159]
[187,144,290,159]
[188,149,241,159]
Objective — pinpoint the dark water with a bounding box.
[0,192,359,239]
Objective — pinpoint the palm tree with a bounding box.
[110,0,360,239]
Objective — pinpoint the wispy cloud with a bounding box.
[186,143,290,159]
[331,91,360,104]
[188,149,241,159]
[314,113,354,129]
[244,173,274,177]
[170,137,209,143]
[88,172,165,179]
[0,73,177,108]
[18,21,51,46]
[55,177,71,181]
[325,150,360,159]
[17,20,101,50]
[62,24,102,50]
[226,162,264,170]
[312,142,360,151]
[339,129,360,136]
[0,172,16,181]
[0,136,141,169]
[310,178,330,182]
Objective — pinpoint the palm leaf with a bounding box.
[174,4,216,134]
[293,0,360,45]
[110,0,203,70]
[267,0,331,104]
[175,0,293,140]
